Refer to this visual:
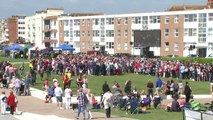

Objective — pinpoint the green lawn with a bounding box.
[8,58,210,95]
[1,57,211,120]
[93,108,182,120]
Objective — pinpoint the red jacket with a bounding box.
[7,94,16,106]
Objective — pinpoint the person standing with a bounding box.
[7,91,16,115]
[0,91,7,115]
[19,62,25,77]
[147,79,154,99]
[64,86,72,109]
[155,77,163,94]
[76,88,86,120]
[54,84,63,109]
[184,82,192,103]
[102,89,113,118]
[14,77,22,96]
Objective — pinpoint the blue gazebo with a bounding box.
[56,44,75,51]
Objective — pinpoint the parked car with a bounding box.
[186,54,200,58]
[167,54,179,58]
[206,53,213,58]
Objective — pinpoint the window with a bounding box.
[184,14,197,22]
[149,16,160,23]
[174,43,179,51]
[209,13,213,21]
[82,31,85,37]
[208,43,213,50]
[164,42,169,51]
[82,19,85,26]
[64,20,69,26]
[132,17,141,24]
[106,30,114,37]
[106,42,114,49]
[93,19,99,25]
[117,18,121,25]
[184,28,197,36]
[87,19,90,26]
[117,30,121,37]
[88,31,90,36]
[124,30,128,37]
[142,16,148,24]
[74,19,80,25]
[64,30,69,37]
[208,28,213,36]
[106,18,114,25]
[124,17,128,25]
[164,29,169,37]
[165,16,169,24]
[74,30,80,37]
[53,20,56,26]
[174,15,179,23]
[174,29,179,37]
[117,42,121,50]
[93,30,100,37]
[124,42,128,50]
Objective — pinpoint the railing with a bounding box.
[183,109,213,120]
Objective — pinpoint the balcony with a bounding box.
[43,25,57,32]
[43,37,57,43]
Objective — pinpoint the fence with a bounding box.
[183,109,213,120]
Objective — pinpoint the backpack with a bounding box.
[2,96,7,102]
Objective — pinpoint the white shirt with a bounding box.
[54,87,63,97]
[102,91,113,109]
[64,88,72,98]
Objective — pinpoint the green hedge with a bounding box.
[161,57,213,64]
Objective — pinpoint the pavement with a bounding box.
[0,87,133,120]
[0,86,212,120]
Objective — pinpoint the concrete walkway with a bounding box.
[0,86,212,120]
[0,87,132,120]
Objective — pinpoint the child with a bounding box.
[43,79,49,91]
[178,81,183,95]
[0,91,7,115]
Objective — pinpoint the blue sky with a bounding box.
[0,0,206,18]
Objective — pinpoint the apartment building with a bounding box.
[59,8,213,57]
[24,0,213,57]
[0,19,8,42]
[25,8,64,47]
[7,15,25,43]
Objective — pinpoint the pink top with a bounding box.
[178,99,186,107]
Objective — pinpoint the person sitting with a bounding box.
[178,96,186,109]
[171,98,181,112]
[153,92,161,109]
[45,86,54,103]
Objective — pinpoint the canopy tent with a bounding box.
[4,44,23,51]
[20,44,33,51]
[56,44,75,51]
[29,45,46,51]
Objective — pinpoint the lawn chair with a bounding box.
[126,97,139,114]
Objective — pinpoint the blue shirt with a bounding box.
[48,88,54,96]
[156,78,162,88]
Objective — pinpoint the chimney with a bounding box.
[208,0,213,8]
[208,0,213,4]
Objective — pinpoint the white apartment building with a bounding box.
[23,1,213,57]
[17,16,25,40]
[58,7,213,57]
[0,19,8,42]
[25,8,64,47]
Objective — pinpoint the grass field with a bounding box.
[1,57,211,120]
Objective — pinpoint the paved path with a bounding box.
[0,88,132,120]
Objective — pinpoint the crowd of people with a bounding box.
[0,53,213,118]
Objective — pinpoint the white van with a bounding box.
[206,53,213,58]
